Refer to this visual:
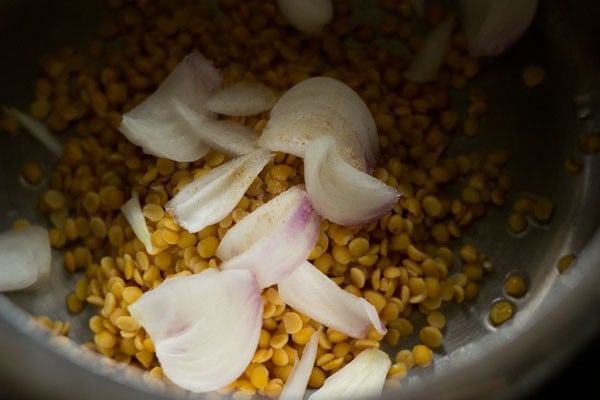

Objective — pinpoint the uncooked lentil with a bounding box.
[489,300,514,326]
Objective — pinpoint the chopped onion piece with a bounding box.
[128,269,263,393]
[217,185,320,288]
[165,149,272,233]
[204,81,277,117]
[121,191,154,254]
[278,261,386,339]
[279,328,321,400]
[304,136,400,227]
[460,0,538,57]
[404,17,454,83]
[308,348,391,400]
[118,51,222,162]
[276,0,333,36]
[4,107,62,157]
[0,225,51,292]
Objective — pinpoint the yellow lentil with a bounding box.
[505,274,527,297]
[557,254,576,273]
[489,300,514,326]
[412,344,433,367]
[522,65,546,87]
[508,212,528,234]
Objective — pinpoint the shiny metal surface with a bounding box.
[0,1,598,399]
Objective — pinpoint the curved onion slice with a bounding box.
[404,17,454,83]
[279,327,321,400]
[128,269,263,393]
[304,136,400,227]
[217,185,320,288]
[121,191,154,254]
[118,51,222,162]
[4,107,62,157]
[460,0,538,57]
[276,0,333,36]
[278,261,386,339]
[165,149,272,233]
[204,81,277,117]
[308,349,391,400]
[0,225,51,292]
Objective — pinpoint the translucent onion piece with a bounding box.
[118,51,222,162]
[460,0,538,57]
[217,185,320,288]
[165,149,272,233]
[278,261,386,339]
[4,107,62,157]
[279,328,321,400]
[276,0,333,36]
[404,17,454,83]
[204,81,277,117]
[304,136,400,227]
[0,225,51,292]
[308,348,391,400]
[128,269,263,393]
[121,191,154,254]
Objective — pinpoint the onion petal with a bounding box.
[121,191,154,254]
[404,17,454,83]
[165,149,272,233]
[279,327,322,400]
[278,261,386,339]
[308,348,391,400]
[128,269,263,393]
[276,0,333,36]
[118,51,222,162]
[0,225,51,292]
[204,81,277,117]
[217,185,320,288]
[3,107,62,157]
[304,136,400,227]
[460,0,538,57]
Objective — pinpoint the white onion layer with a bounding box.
[4,107,62,157]
[121,191,154,254]
[204,81,277,117]
[276,0,334,36]
[0,225,52,292]
[128,269,263,393]
[308,348,391,400]
[165,149,272,233]
[304,136,400,227]
[118,51,222,162]
[278,261,386,339]
[404,17,454,83]
[279,328,322,400]
[218,185,320,288]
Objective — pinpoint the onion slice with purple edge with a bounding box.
[118,51,222,162]
[121,191,154,254]
[276,0,333,36]
[404,17,454,83]
[460,0,538,58]
[308,348,391,400]
[304,136,400,227]
[217,185,320,288]
[279,327,322,400]
[0,225,52,292]
[165,149,272,233]
[128,269,263,393]
[278,261,386,339]
[204,81,277,117]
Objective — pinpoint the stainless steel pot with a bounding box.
[0,1,598,399]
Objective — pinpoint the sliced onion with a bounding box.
[217,185,320,288]
[279,327,321,400]
[128,269,263,393]
[460,0,538,57]
[0,225,51,292]
[204,81,277,117]
[404,17,454,83]
[4,107,62,157]
[276,0,333,36]
[304,136,400,227]
[308,348,391,400]
[121,191,154,254]
[165,149,272,233]
[118,51,222,162]
[278,261,386,339]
